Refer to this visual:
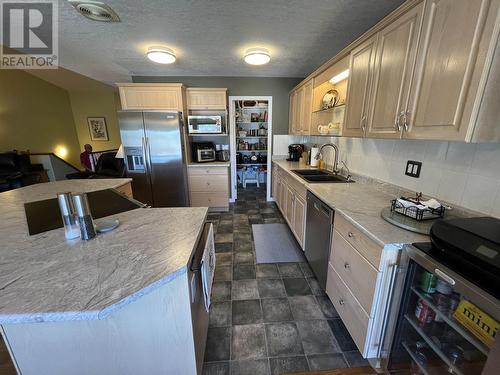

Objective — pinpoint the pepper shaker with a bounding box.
[57,192,79,240]
[72,192,96,240]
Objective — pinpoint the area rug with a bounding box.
[252,223,306,263]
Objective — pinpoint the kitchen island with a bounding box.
[0,179,210,375]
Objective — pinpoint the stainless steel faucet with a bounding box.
[315,143,339,174]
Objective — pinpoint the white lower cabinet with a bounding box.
[272,164,306,249]
[188,166,229,210]
[326,216,399,359]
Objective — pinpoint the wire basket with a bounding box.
[390,198,445,221]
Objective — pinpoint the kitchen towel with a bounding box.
[201,224,215,312]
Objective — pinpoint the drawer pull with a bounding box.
[344,262,350,270]
[339,299,345,306]
[348,231,354,238]
[434,268,456,286]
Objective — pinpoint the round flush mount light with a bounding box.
[146,46,176,64]
[244,48,271,65]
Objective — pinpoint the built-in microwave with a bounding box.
[187,115,225,134]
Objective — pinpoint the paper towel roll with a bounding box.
[310,147,320,167]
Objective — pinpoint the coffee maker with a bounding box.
[287,144,305,162]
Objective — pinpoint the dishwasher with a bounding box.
[305,191,334,289]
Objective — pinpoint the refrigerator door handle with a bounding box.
[377,263,399,358]
[141,137,149,175]
[144,136,153,184]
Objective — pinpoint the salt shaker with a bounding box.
[57,192,79,240]
[72,192,96,240]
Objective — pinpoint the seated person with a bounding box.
[80,144,95,172]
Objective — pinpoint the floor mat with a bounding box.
[253,223,306,263]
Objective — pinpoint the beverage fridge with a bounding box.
[117,111,189,207]
[382,217,500,375]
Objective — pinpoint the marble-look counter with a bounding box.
[273,160,430,247]
[0,180,208,324]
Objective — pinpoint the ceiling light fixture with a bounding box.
[146,46,176,64]
[330,69,349,84]
[244,48,271,65]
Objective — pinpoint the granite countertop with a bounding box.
[273,160,429,247]
[0,179,208,324]
[188,161,230,167]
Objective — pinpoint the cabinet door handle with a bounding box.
[402,110,409,132]
[348,231,354,238]
[339,299,345,306]
[361,115,367,131]
[396,111,405,131]
[344,262,350,270]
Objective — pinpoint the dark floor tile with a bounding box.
[233,264,256,280]
[307,353,348,371]
[215,265,232,281]
[220,213,234,221]
[265,322,304,357]
[283,278,312,296]
[232,299,263,325]
[203,362,230,375]
[257,278,286,298]
[288,296,324,320]
[233,252,254,265]
[278,263,304,278]
[306,277,326,296]
[248,214,262,220]
[230,359,270,375]
[209,301,232,327]
[215,233,234,244]
[259,207,275,214]
[261,213,278,219]
[205,327,231,361]
[217,224,234,234]
[246,209,259,215]
[261,298,293,322]
[232,280,259,300]
[269,356,309,375]
[299,262,314,278]
[263,218,280,224]
[217,253,233,266]
[234,232,252,242]
[216,242,233,253]
[316,295,339,319]
[249,218,264,225]
[233,225,251,233]
[343,350,369,367]
[327,319,358,352]
[212,281,231,302]
[234,239,253,252]
[231,324,267,360]
[256,264,280,279]
[297,320,341,355]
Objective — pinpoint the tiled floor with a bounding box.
[203,186,369,375]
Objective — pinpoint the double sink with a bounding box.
[291,169,354,183]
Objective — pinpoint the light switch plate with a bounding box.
[405,160,422,178]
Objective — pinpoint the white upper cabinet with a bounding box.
[405,0,499,141]
[186,88,227,110]
[117,83,185,111]
[291,0,500,142]
[366,2,424,138]
[343,36,378,137]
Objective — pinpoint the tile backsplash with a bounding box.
[272,135,500,217]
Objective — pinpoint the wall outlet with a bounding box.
[405,160,422,178]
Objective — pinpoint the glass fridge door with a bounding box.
[388,255,497,375]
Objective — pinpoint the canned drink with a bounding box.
[436,279,453,295]
[415,298,435,324]
[420,271,437,293]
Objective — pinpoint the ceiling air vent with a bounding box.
[68,1,120,22]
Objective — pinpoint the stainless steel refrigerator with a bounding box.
[117,111,189,207]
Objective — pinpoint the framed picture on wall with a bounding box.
[87,117,109,141]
